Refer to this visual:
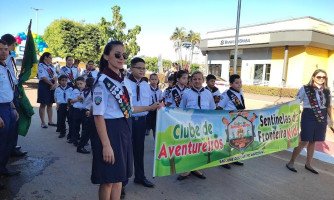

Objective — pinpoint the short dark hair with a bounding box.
[86,77,95,88]
[58,75,68,81]
[150,73,158,79]
[1,34,15,46]
[0,39,8,46]
[229,74,241,84]
[65,56,73,61]
[131,57,145,67]
[75,76,85,83]
[174,70,188,84]
[206,74,216,82]
[168,74,174,82]
[87,60,94,64]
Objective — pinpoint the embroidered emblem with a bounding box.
[94,96,102,105]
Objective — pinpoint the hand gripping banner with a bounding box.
[153,100,301,177]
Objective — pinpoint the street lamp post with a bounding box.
[31,7,43,34]
[233,0,242,74]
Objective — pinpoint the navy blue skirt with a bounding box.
[37,80,55,104]
[91,118,133,184]
[300,108,327,142]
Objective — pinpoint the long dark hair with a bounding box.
[39,52,51,64]
[99,41,124,72]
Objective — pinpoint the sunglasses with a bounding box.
[114,52,128,60]
[315,76,327,79]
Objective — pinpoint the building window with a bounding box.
[265,64,271,81]
[253,64,271,85]
[208,64,221,77]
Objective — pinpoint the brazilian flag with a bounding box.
[17,20,38,136]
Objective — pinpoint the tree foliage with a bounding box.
[170,28,201,68]
[144,56,173,72]
[44,5,141,62]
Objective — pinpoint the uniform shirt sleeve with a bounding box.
[38,63,47,79]
[218,92,228,109]
[92,82,108,116]
[54,88,61,104]
[296,87,305,102]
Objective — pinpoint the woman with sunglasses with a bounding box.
[286,69,332,174]
[91,41,159,200]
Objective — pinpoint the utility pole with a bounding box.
[31,7,43,34]
[233,0,242,74]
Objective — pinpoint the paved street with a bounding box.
[1,87,334,200]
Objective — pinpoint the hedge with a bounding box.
[242,85,298,98]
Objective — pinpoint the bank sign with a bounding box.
[207,34,270,48]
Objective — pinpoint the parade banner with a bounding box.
[153,100,301,177]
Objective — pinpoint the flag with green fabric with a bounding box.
[17,20,37,136]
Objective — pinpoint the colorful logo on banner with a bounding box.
[153,100,301,177]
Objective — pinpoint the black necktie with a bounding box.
[2,62,15,91]
[151,86,158,102]
[191,87,204,109]
[129,75,143,101]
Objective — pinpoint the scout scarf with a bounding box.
[63,66,74,82]
[150,86,159,103]
[102,68,132,118]
[227,87,245,110]
[172,85,186,107]
[1,62,15,91]
[205,86,219,94]
[41,63,54,79]
[59,85,70,101]
[304,85,328,123]
[128,74,143,101]
[191,87,205,109]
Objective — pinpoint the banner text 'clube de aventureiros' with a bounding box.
[153,100,300,177]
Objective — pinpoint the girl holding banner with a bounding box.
[286,69,332,174]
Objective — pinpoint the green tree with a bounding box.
[99,6,141,61]
[144,57,158,72]
[170,27,186,68]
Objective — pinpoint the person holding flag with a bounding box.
[1,33,28,157]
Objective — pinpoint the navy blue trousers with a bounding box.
[77,115,95,149]
[71,108,86,145]
[57,104,68,135]
[132,116,147,181]
[0,103,16,173]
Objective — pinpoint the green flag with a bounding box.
[17,20,37,136]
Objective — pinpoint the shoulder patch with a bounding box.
[94,96,102,105]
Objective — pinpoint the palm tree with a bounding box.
[170,27,186,68]
[187,30,201,65]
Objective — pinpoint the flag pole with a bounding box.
[233,0,242,74]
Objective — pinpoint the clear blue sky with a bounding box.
[1,0,333,60]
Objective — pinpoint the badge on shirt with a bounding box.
[94,96,102,105]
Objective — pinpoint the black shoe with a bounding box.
[221,164,231,169]
[233,161,244,166]
[286,164,297,173]
[56,129,60,132]
[58,134,66,138]
[121,187,125,199]
[134,178,154,188]
[305,165,319,174]
[48,123,57,127]
[1,170,21,177]
[67,139,73,144]
[11,149,28,157]
[73,142,78,147]
[191,171,206,179]
[0,183,5,190]
[15,146,21,150]
[77,147,90,154]
[177,174,190,181]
